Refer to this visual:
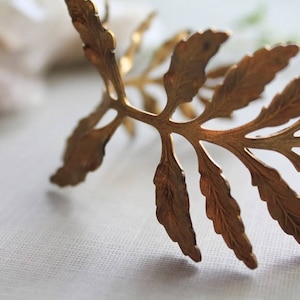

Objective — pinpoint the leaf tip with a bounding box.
[50,165,87,187]
[187,245,202,262]
[244,253,258,270]
[202,27,230,43]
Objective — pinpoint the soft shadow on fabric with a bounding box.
[47,190,73,216]
[132,254,252,282]
[147,256,199,280]
[115,255,254,299]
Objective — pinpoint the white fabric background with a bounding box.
[1,1,300,299]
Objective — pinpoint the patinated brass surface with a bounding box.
[51,0,300,269]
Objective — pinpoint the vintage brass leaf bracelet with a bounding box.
[51,0,300,269]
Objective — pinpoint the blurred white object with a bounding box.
[0,0,161,113]
[0,0,79,112]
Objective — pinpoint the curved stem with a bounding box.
[124,76,163,87]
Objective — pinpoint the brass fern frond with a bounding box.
[51,0,300,269]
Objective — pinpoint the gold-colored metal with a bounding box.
[51,0,300,270]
